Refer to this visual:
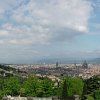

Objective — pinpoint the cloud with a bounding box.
[0,23,50,45]
[0,0,94,63]
[11,0,92,32]
[0,0,92,46]
[0,30,8,36]
[0,0,19,17]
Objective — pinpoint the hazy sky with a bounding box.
[0,0,100,63]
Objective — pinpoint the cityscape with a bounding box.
[0,0,100,100]
[0,61,100,100]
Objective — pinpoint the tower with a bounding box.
[82,60,88,69]
[56,62,58,68]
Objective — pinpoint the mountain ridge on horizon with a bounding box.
[0,57,100,65]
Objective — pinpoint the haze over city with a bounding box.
[0,0,100,64]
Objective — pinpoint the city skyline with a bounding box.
[0,0,100,64]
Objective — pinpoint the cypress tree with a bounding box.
[61,79,68,100]
[82,80,88,100]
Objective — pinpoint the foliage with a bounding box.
[82,80,88,95]
[23,76,40,96]
[94,90,100,100]
[23,76,54,97]
[0,76,92,97]
[4,77,21,96]
[87,95,94,100]
[65,78,84,96]
[0,90,5,99]
[40,78,54,97]
[84,76,100,94]
[61,79,68,100]
[0,64,16,72]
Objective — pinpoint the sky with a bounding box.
[0,0,100,64]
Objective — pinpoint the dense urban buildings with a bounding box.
[5,62,100,80]
[0,62,100,100]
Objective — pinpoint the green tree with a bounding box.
[23,76,40,96]
[40,78,54,97]
[94,90,100,100]
[19,88,26,96]
[66,78,84,96]
[85,76,100,94]
[82,80,88,100]
[61,79,68,100]
[4,76,20,96]
[0,90,5,99]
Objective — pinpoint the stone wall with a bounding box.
[2,96,52,100]
[2,95,80,100]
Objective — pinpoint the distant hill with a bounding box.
[0,57,100,64]
[37,58,85,64]
[89,58,100,64]
[0,64,16,71]
[37,57,100,64]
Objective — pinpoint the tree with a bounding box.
[41,78,54,97]
[85,76,100,94]
[4,76,20,96]
[65,78,84,96]
[0,90,5,99]
[94,90,100,100]
[19,88,26,96]
[82,80,88,100]
[82,80,88,95]
[61,79,68,100]
[23,76,54,97]
[23,76,40,96]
